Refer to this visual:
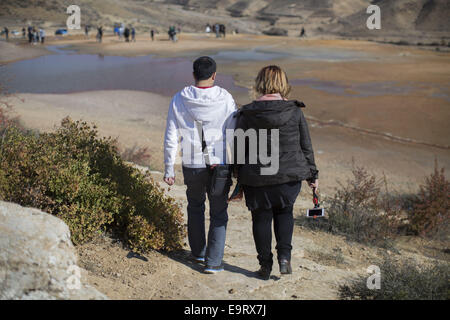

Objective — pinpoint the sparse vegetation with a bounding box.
[120,143,152,167]
[316,164,400,246]
[408,160,449,241]
[307,248,345,266]
[339,256,450,300]
[299,160,449,249]
[0,117,185,253]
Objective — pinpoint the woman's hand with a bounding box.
[308,179,319,189]
[164,176,175,186]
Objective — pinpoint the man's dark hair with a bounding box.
[193,56,217,81]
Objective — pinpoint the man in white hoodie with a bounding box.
[163,56,237,273]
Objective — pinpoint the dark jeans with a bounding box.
[251,205,294,268]
[183,166,231,267]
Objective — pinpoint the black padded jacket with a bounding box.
[235,99,319,187]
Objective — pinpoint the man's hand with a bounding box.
[308,179,319,189]
[164,176,175,186]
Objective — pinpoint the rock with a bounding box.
[0,201,108,300]
[262,27,288,36]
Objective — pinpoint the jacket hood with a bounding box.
[179,85,232,123]
[239,100,305,128]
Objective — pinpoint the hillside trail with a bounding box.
[77,170,387,300]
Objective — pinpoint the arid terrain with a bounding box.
[0,3,449,299]
[1,0,449,43]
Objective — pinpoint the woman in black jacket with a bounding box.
[234,65,319,280]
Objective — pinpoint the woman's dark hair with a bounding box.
[193,56,217,81]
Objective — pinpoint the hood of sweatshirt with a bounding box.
[179,85,233,124]
[239,100,305,129]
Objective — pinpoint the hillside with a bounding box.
[1,0,449,40]
[330,0,450,41]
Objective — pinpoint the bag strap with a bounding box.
[195,120,210,165]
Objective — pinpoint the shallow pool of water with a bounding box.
[1,46,247,96]
[210,47,376,62]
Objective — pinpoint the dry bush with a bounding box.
[324,165,401,246]
[409,159,449,240]
[339,256,450,300]
[120,143,152,167]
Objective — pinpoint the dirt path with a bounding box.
[76,170,412,300]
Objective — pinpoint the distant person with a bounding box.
[300,27,305,38]
[22,27,26,38]
[39,28,45,44]
[150,29,155,41]
[85,25,89,37]
[27,26,33,43]
[219,24,226,38]
[163,56,237,274]
[96,26,103,43]
[131,27,136,42]
[168,26,177,42]
[205,24,211,33]
[172,26,178,42]
[124,27,130,42]
[33,28,38,44]
[3,27,8,40]
[233,65,319,280]
[215,23,220,38]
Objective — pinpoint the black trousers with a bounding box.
[251,204,294,267]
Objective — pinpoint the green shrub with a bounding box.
[0,117,185,253]
[408,160,449,240]
[339,257,450,300]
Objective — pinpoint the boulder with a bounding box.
[262,27,288,36]
[0,201,107,300]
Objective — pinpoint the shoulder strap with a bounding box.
[194,120,210,165]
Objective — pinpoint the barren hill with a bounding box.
[1,0,449,40]
[330,0,450,41]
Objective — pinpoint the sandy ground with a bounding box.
[2,34,450,299]
[0,40,49,64]
[74,170,447,300]
[9,88,449,195]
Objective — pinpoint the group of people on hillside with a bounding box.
[163,57,319,279]
[114,25,136,42]
[168,26,180,42]
[205,23,226,38]
[1,26,45,44]
[27,26,45,44]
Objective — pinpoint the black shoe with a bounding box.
[279,259,292,275]
[257,265,272,280]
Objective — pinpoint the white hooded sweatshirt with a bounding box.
[164,85,237,178]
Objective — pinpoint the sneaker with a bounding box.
[279,259,292,275]
[192,255,205,263]
[204,265,224,274]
